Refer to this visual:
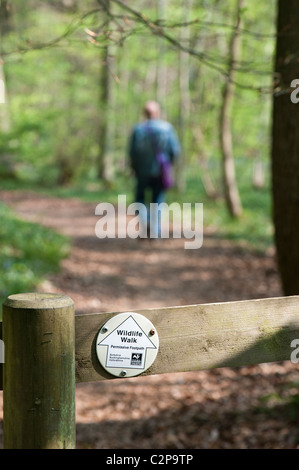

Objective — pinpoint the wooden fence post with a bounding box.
[2,293,75,449]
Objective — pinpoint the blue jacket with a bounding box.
[129,119,181,178]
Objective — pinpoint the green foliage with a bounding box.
[0,202,69,312]
[173,157,273,251]
[0,1,277,306]
[0,0,276,186]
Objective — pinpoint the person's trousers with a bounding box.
[135,176,165,238]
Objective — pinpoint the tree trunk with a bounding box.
[0,60,9,132]
[219,0,244,218]
[156,0,167,116]
[176,0,193,193]
[193,125,218,199]
[0,0,11,132]
[271,0,299,295]
[252,157,265,189]
[0,0,12,182]
[97,0,114,183]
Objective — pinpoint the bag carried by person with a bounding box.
[156,151,174,189]
[146,124,174,190]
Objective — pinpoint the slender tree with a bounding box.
[0,0,11,132]
[0,0,13,181]
[193,124,218,199]
[219,0,244,218]
[156,0,167,117]
[176,0,193,192]
[97,0,115,183]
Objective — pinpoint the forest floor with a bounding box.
[0,189,298,449]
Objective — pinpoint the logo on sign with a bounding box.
[131,353,143,366]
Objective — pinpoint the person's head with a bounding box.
[143,101,161,119]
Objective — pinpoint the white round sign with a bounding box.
[96,312,159,378]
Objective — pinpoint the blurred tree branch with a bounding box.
[1,0,275,92]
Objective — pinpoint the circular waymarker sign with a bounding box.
[96,312,159,378]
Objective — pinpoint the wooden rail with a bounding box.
[1,295,299,389]
[75,295,299,383]
[1,293,299,449]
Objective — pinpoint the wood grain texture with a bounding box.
[74,296,299,383]
[2,293,75,449]
[2,296,299,390]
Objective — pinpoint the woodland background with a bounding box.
[0,0,275,192]
[0,0,279,303]
[1,0,299,450]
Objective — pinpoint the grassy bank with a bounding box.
[0,202,69,314]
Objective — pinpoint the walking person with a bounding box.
[128,101,181,238]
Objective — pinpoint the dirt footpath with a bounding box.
[0,190,298,449]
